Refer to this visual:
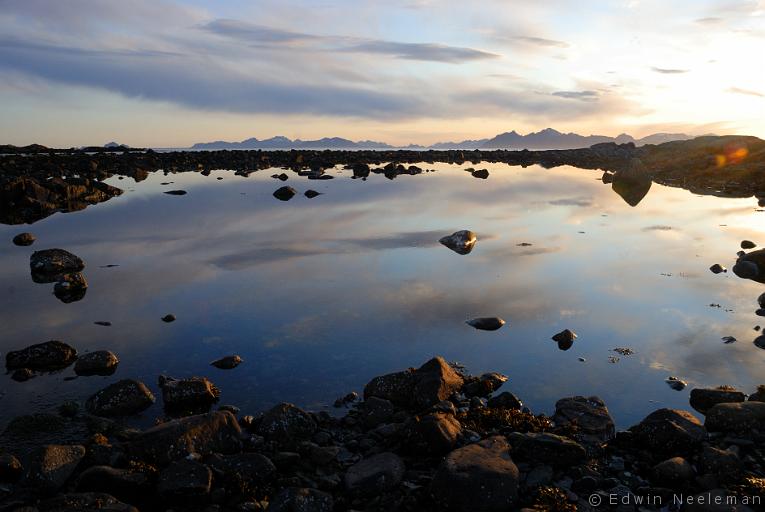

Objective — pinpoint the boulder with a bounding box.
[430,436,519,512]
[733,249,765,282]
[207,453,276,491]
[631,409,705,456]
[210,355,242,369]
[30,249,85,275]
[86,380,155,417]
[158,375,220,412]
[52,272,88,303]
[74,351,119,376]
[506,432,586,467]
[12,232,35,246]
[157,459,212,500]
[487,392,523,410]
[0,453,23,481]
[268,487,334,512]
[257,403,317,445]
[699,446,743,481]
[705,401,765,432]
[439,230,477,255]
[273,186,297,201]
[404,412,461,455]
[6,340,77,371]
[553,396,615,446]
[128,411,242,464]
[359,397,395,428]
[76,466,151,502]
[345,452,405,495]
[466,317,506,331]
[689,388,746,415]
[652,457,694,488]
[23,444,86,493]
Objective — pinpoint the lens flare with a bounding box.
[716,143,749,168]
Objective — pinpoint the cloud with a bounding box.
[508,36,569,48]
[549,197,594,207]
[342,41,499,63]
[552,90,599,101]
[728,86,764,97]
[651,67,689,74]
[203,19,317,44]
[695,17,724,24]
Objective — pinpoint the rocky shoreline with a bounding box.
[1,354,764,511]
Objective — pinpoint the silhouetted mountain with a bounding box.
[190,129,697,150]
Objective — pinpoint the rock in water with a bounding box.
[304,189,321,198]
[466,317,506,331]
[689,387,745,414]
[86,379,156,417]
[742,240,757,249]
[210,355,242,369]
[158,375,220,412]
[733,260,759,280]
[430,436,519,512]
[74,350,119,376]
[666,376,687,391]
[23,444,86,493]
[471,168,490,179]
[30,249,85,275]
[6,340,77,371]
[53,273,88,303]
[709,263,727,274]
[12,232,35,246]
[161,314,176,323]
[273,186,297,201]
[552,329,577,349]
[164,190,187,195]
[439,230,477,255]
[257,403,317,446]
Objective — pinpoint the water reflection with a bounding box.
[1,162,765,429]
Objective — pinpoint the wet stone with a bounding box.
[210,354,242,369]
[12,232,35,246]
[466,317,506,331]
[6,340,77,371]
[74,350,119,376]
[157,459,212,500]
[86,379,156,417]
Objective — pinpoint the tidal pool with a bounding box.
[2,162,764,428]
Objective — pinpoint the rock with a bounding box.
[164,190,187,195]
[652,457,694,488]
[304,190,321,198]
[733,259,759,280]
[758,292,765,309]
[364,356,464,410]
[0,453,23,481]
[86,379,155,417]
[13,232,35,246]
[344,452,405,495]
[128,411,242,464]
[463,372,508,397]
[161,314,176,322]
[268,487,334,512]
[488,392,523,410]
[257,403,317,445]
[709,263,727,274]
[749,385,765,402]
[466,317,506,331]
[700,446,743,481]
[507,432,586,466]
[755,335,765,349]
[404,412,461,455]
[6,340,77,371]
[159,375,220,412]
[741,240,756,249]
[23,444,86,493]
[471,168,490,179]
[52,272,88,303]
[631,409,705,456]
[430,436,519,512]
[210,354,242,369]
[74,350,119,376]
[12,368,35,382]
[273,173,289,181]
[552,329,577,344]
[274,186,297,201]
[439,230,477,255]
[333,391,358,408]
[37,492,138,512]
[689,388,746,414]
[553,396,615,446]
[207,453,276,491]
[705,401,765,432]
[721,336,736,344]
[666,376,687,391]
[30,249,85,275]
[76,466,151,501]
[94,321,112,327]
[524,464,554,488]
[359,397,395,428]
[157,459,212,500]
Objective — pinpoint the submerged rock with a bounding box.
[439,230,477,255]
[86,379,155,417]
[74,350,119,376]
[164,190,187,195]
[6,340,77,371]
[666,376,687,391]
[53,273,88,303]
[158,375,220,412]
[466,317,506,331]
[161,314,176,323]
[12,232,35,246]
[210,354,242,370]
[471,168,490,179]
[304,189,321,198]
[273,186,297,201]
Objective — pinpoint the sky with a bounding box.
[0,0,764,147]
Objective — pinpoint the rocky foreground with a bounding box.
[1,355,764,511]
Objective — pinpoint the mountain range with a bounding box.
[190,128,697,151]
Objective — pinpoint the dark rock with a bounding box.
[488,392,523,410]
[30,249,85,275]
[257,403,317,445]
[699,446,742,482]
[359,397,395,428]
[76,466,151,501]
[23,444,86,493]
[274,186,297,201]
[157,459,212,500]
[344,452,405,495]
[466,317,506,331]
[53,272,88,303]
[12,368,35,382]
[13,232,35,246]
[705,401,765,432]
[430,436,519,512]
[333,391,358,408]
[210,354,242,369]
[439,230,477,255]
[37,492,138,512]
[553,396,615,446]
[552,329,577,344]
[0,453,23,481]
[709,263,727,274]
[159,375,220,412]
[207,453,276,493]
[651,457,694,488]
[128,411,242,464]
[464,372,508,397]
[507,432,586,466]
[666,376,687,391]
[304,190,321,198]
[749,385,765,402]
[164,190,187,195]
[94,321,112,327]
[273,173,289,181]
[404,412,461,455]
[471,168,490,179]
[689,387,746,414]
[74,351,119,376]
[631,409,705,456]
[6,340,77,371]
[161,314,176,322]
[268,487,334,512]
[86,379,155,417]
[733,259,760,280]
[742,240,757,249]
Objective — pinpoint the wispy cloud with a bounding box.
[508,36,569,48]
[651,67,689,74]
[728,86,764,97]
[552,90,599,101]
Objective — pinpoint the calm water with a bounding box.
[2,163,764,429]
